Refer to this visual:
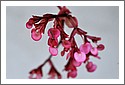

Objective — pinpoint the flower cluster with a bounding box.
[26,6,105,79]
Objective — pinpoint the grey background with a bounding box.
[6,6,119,79]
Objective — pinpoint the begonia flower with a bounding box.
[29,68,43,79]
[90,47,98,55]
[80,42,92,54]
[49,46,58,56]
[97,44,105,51]
[48,28,60,39]
[74,51,86,63]
[31,28,42,41]
[86,62,97,72]
[67,70,77,78]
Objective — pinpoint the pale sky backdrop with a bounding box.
[6,6,119,79]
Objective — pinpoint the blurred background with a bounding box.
[6,6,119,79]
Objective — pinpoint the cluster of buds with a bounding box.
[26,6,105,79]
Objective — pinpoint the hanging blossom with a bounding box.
[26,6,105,79]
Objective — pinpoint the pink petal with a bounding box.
[68,70,77,78]
[26,22,33,29]
[48,28,60,38]
[87,64,97,72]
[62,40,71,48]
[74,52,86,62]
[73,60,82,67]
[86,62,93,69]
[80,43,92,54]
[48,38,58,47]
[90,47,98,55]
[49,47,58,56]
[97,44,105,51]
[31,28,42,41]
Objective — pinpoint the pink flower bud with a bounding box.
[62,40,71,48]
[48,38,58,47]
[87,64,97,72]
[67,70,77,78]
[80,42,92,54]
[26,18,34,29]
[49,47,58,56]
[86,62,93,69]
[65,16,78,28]
[74,52,86,62]
[73,60,82,67]
[97,44,105,51]
[48,28,60,38]
[86,62,97,72]
[31,28,42,41]
[90,47,98,55]
[26,22,33,29]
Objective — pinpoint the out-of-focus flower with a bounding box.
[86,61,97,72]
[48,66,62,79]
[48,60,62,79]
[97,44,105,51]
[29,68,43,79]
[67,70,77,78]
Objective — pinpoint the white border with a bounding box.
[1,1,124,84]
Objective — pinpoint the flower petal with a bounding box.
[74,52,86,62]
[97,44,105,51]
[31,28,42,41]
[90,47,98,55]
[49,47,58,56]
[80,43,92,54]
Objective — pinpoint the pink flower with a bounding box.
[97,44,105,51]
[26,18,34,29]
[48,67,62,79]
[48,60,62,79]
[86,62,97,72]
[49,47,58,56]
[73,59,82,67]
[29,68,43,79]
[67,70,77,78]
[80,42,92,54]
[48,38,58,47]
[48,28,60,39]
[26,22,33,29]
[31,28,42,41]
[90,47,98,55]
[62,40,71,48]
[74,51,86,63]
